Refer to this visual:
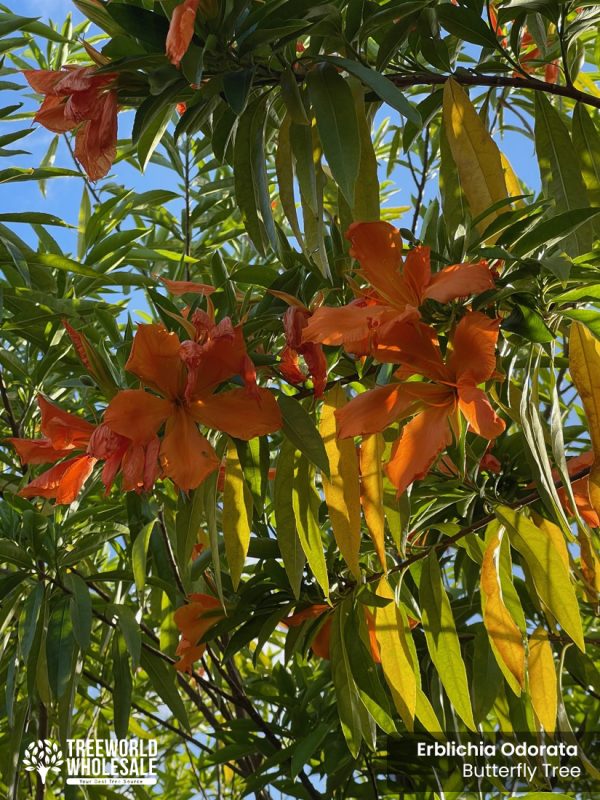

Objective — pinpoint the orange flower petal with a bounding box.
[34,95,74,132]
[159,277,216,296]
[423,260,494,304]
[448,312,500,384]
[335,384,417,439]
[173,639,206,673]
[311,617,332,660]
[183,320,256,399]
[38,395,95,448]
[558,478,599,527]
[458,383,505,439]
[104,389,171,444]
[125,324,184,399]
[301,303,398,353]
[284,605,330,626]
[346,221,409,308]
[402,245,431,306]
[190,387,282,440]
[19,454,96,504]
[7,437,73,465]
[166,0,200,67]
[160,407,219,491]
[73,91,118,181]
[386,403,454,495]
[382,320,447,381]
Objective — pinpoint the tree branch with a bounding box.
[383,70,600,110]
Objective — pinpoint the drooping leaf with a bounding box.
[360,434,387,571]
[496,506,585,652]
[65,572,92,652]
[274,439,305,599]
[528,627,557,734]
[442,78,508,233]
[292,453,329,598]
[480,527,525,695]
[569,322,600,519]
[222,441,252,590]
[46,598,76,699]
[278,394,330,477]
[419,552,476,731]
[319,385,362,579]
[534,93,593,256]
[375,577,417,730]
[308,65,360,207]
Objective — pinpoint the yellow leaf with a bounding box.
[360,434,387,572]
[481,528,525,694]
[442,78,509,232]
[222,442,252,590]
[528,627,557,734]
[501,153,525,208]
[530,512,569,570]
[497,506,585,653]
[319,385,362,578]
[375,577,417,730]
[569,322,600,518]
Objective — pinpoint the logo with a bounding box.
[23,740,64,785]
[22,738,158,787]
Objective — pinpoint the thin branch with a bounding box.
[382,70,600,110]
[411,125,431,236]
[63,133,101,204]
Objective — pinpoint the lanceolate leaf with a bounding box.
[319,385,362,579]
[222,442,252,590]
[350,80,380,222]
[360,434,387,571]
[573,104,600,209]
[528,627,557,734]
[375,577,417,730]
[278,394,330,477]
[308,64,361,208]
[569,322,600,519]
[480,527,525,695]
[442,78,508,233]
[292,453,329,598]
[46,598,76,700]
[274,440,305,599]
[419,553,476,731]
[496,506,585,652]
[534,93,593,257]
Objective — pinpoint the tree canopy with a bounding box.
[0,1,599,798]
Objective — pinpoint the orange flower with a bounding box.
[174,593,224,672]
[335,312,505,495]
[302,222,494,358]
[557,451,598,528]
[166,0,200,67]
[283,604,381,662]
[104,321,282,492]
[158,277,215,296]
[8,396,160,503]
[279,306,328,397]
[8,396,97,504]
[23,66,118,180]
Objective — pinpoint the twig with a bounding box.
[63,133,102,204]
[411,125,430,236]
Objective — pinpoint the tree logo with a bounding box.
[23,740,64,785]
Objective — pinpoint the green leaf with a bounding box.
[0,539,32,569]
[132,520,156,595]
[319,56,420,125]
[0,212,73,227]
[274,440,306,599]
[307,65,360,207]
[18,583,44,661]
[46,598,76,699]
[419,552,476,731]
[330,600,372,756]
[534,93,593,257]
[66,572,92,652]
[280,67,310,126]
[112,631,132,739]
[278,394,330,477]
[111,604,142,669]
[574,103,600,209]
[140,649,190,731]
[292,453,329,598]
[502,304,554,343]
[350,80,380,222]
[223,69,254,115]
[290,722,330,778]
[496,506,585,651]
[513,207,600,256]
[105,4,169,50]
[437,4,500,47]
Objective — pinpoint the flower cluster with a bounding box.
[10,298,282,503]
